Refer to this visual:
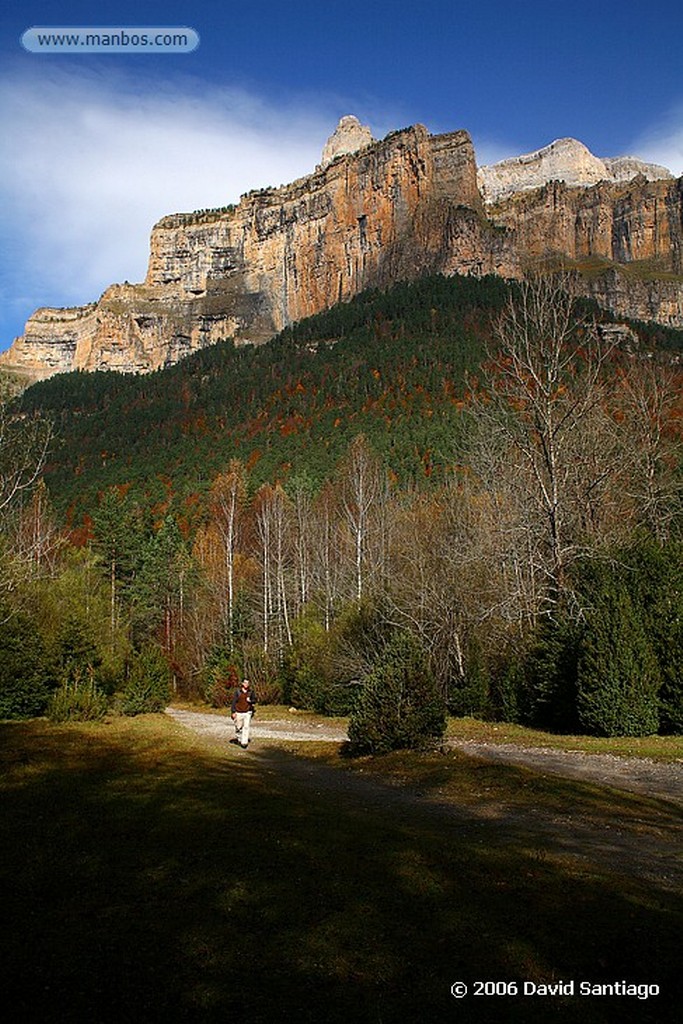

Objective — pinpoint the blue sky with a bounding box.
[2,0,683,352]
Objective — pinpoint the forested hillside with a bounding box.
[2,274,682,741]
[18,275,512,525]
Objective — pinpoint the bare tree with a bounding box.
[617,360,682,541]
[338,434,387,602]
[0,379,53,598]
[272,483,293,649]
[0,378,52,518]
[309,480,342,631]
[253,483,293,653]
[287,475,315,615]
[254,484,275,654]
[210,460,246,650]
[469,273,619,612]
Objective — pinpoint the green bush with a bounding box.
[121,647,171,716]
[206,662,239,709]
[317,680,361,717]
[0,612,56,719]
[488,655,525,724]
[348,632,446,755]
[524,618,581,732]
[658,614,683,734]
[281,612,373,716]
[47,676,109,723]
[281,617,336,712]
[447,642,490,718]
[576,583,660,737]
[57,616,101,683]
[620,540,682,735]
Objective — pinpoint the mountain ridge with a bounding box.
[17,273,681,527]
[2,119,681,381]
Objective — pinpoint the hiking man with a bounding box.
[231,678,256,748]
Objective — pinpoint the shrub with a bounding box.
[524,618,581,732]
[0,612,56,719]
[282,617,335,711]
[121,647,171,716]
[317,680,361,717]
[348,632,446,755]
[488,655,525,725]
[576,583,660,737]
[57,616,101,683]
[207,664,239,709]
[47,676,109,723]
[658,614,683,734]
[241,642,282,705]
[447,642,490,718]
[621,540,682,735]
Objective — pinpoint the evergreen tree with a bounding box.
[524,617,581,732]
[121,645,172,716]
[131,516,194,654]
[0,610,56,718]
[57,615,101,683]
[576,582,660,737]
[620,540,683,734]
[348,631,446,754]
[91,487,146,641]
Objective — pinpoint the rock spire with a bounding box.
[319,115,375,168]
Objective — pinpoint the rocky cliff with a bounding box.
[477,137,672,202]
[2,120,682,379]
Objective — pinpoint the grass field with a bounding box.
[1,714,680,1023]
[444,716,683,762]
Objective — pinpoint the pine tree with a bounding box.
[576,582,660,737]
[621,540,683,734]
[348,632,446,754]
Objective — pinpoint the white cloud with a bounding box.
[471,137,521,168]
[629,105,683,176]
[0,65,342,347]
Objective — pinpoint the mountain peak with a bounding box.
[319,115,375,168]
[478,137,673,203]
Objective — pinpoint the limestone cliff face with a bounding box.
[143,123,486,334]
[2,121,682,380]
[484,175,683,324]
[3,123,491,378]
[487,176,683,270]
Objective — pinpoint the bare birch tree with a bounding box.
[338,434,387,603]
[469,273,620,613]
[309,480,342,631]
[254,484,274,654]
[210,460,246,650]
[0,379,52,519]
[254,482,294,653]
[0,379,53,597]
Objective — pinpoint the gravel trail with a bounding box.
[165,708,683,805]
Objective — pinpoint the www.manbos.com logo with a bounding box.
[21,27,200,53]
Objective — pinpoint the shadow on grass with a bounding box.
[332,743,683,832]
[0,719,680,1024]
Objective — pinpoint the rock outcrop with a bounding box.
[603,156,672,184]
[319,115,374,168]
[477,137,673,203]
[2,122,681,380]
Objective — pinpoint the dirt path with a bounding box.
[165,708,683,805]
[165,708,683,892]
[166,708,346,743]
[166,708,683,891]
